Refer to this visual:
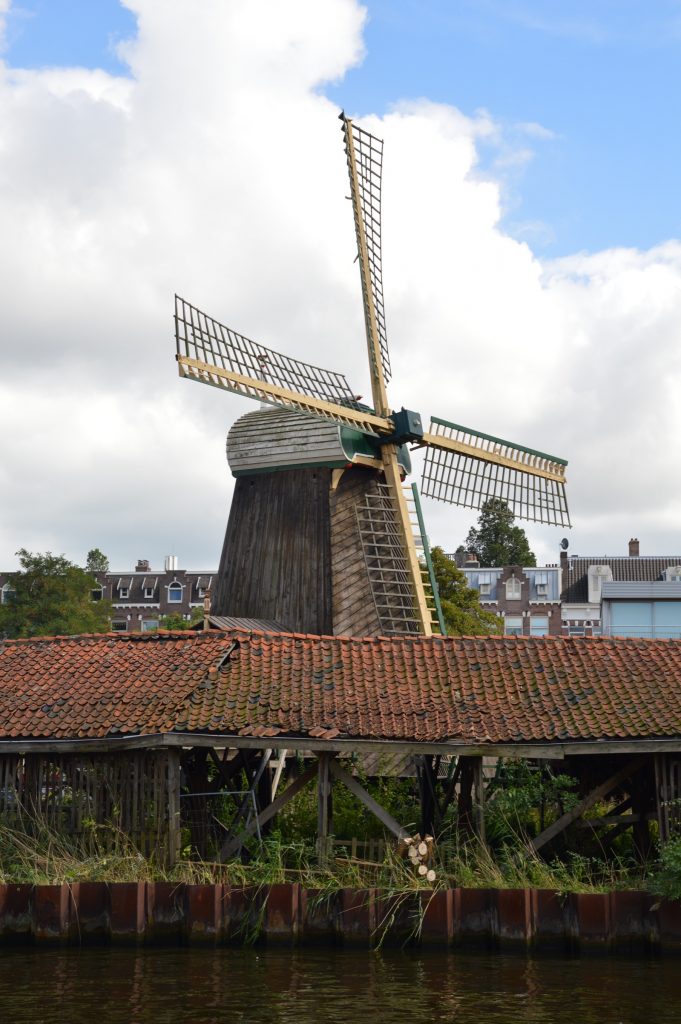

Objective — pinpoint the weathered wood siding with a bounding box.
[227,409,349,475]
[330,467,383,637]
[212,469,333,634]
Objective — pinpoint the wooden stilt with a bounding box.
[472,756,486,845]
[317,753,333,864]
[167,749,182,867]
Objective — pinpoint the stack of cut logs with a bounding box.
[399,833,436,882]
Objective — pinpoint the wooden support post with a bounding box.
[167,748,181,867]
[457,756,475,836]
[317,753,333,864]
[531,756,648,853]
[472,756,486,846]
[418,755,438,838]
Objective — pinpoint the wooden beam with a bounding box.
[420,430,567,484]
[3,733,681,760]
[218,763,318,861]
[317,753,333,863]
[166,748,181,867]
[328,758,409,840]
[531,757,649,853]
[177,355,391,436]
[473,756,486,845]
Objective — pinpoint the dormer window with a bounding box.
[142,576,158,599]
[168,582,183,603]
[195,575,213,599]
[91,585,104,602]
[1,582,16,604]
[478,572,491,596]
[535,572,548,596]
[665,566,681,582]
[506,577,522,601]
[117,577,133,600]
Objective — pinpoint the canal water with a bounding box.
[0,947,679,1023]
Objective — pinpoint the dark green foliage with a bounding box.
[0,549,113,639]
[648,838,681,901]
[85,548,110,574]
[431,546,502,636]
[158,607,204,631]
[485,759,578,845]
[277,766,420,844]
[463,498,536,567]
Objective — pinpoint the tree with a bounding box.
[85,548,110,574]
[462,499,536,567]
[157,607,204,631]
[0,549,112,639]
[431,546,502,636]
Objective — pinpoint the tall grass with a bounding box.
[0,816,646,895]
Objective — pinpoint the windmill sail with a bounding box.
[175,295,390,436]
[340,115,392,395]
[421,416,570,527]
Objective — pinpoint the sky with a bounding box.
[0,0,680,573]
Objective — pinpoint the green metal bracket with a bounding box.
[411,482,447,636]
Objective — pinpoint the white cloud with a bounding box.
[0,0,680,576]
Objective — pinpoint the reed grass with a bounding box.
[0,817,647,896]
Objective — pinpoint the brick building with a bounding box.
[0,556,215,634]
[560,538,681,638]
[458,555,562,637]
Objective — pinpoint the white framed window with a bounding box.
[534,571,548,596]
[111,620,128,632]
[530,615,549,637]
[144,587,155,599]
[569,625,585,636]
[119,587,129,599]
[505,615,523,636]
[1,583,16,604]
[168,582,183,603]
[91,586,104,602]
[141,619,159,632]
[478,572,491,596]
[505,577,522,601]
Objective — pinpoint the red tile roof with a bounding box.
[1,629,681,746]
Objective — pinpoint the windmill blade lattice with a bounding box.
[175,295,360,408]
[340,115,392,386]
[421,417,571,528]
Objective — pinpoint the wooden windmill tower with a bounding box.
[174,113,570,637]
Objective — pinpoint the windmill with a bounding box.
[174,113,570,638]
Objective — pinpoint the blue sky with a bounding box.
[3,0,681,257]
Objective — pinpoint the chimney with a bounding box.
[164,555,179,571]
[463,552,480,569]
[628,538,640,557]
[135,559,150,572]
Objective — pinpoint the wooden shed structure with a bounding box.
[1,629,681,864]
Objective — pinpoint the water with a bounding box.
[1,947,680,1023]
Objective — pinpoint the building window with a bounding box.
[505,577,522,601]
[141,619,159,632]
[119,587,129,599]
[569,625,585,636]
[144,588,155,599]
[530,615,549,637]
[111,620,128,632]
[477,572,492,596]
[168,583,183,603]
[611,600,681,639]
[534,572,548,597]
[1,583,16,604]
[91,586,104,602]
[505,615,523,636]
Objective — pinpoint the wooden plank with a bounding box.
[167,749,181,867]
[328,758,408,840]
[531,757,649,852]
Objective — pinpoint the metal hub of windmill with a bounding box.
[174,113,570,638]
